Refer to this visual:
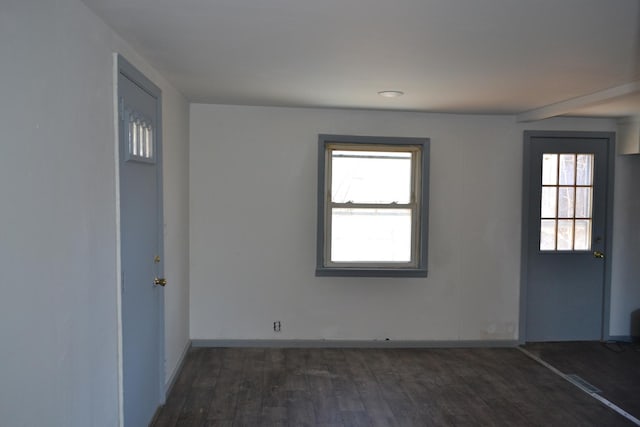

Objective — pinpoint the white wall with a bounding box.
[189,104,619,342]
[158,69,190,387]
[0,1,189,425]
[610,154,640,337]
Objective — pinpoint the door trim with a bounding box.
[115,54,165,425]
[519,130,615,343]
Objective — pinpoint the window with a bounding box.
[540,153,594,251]
[316,134,430,277]
[124,108,155,163]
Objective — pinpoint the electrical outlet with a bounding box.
[273,321,281,332]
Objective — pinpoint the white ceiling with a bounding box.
[83,0,640,118]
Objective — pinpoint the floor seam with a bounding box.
[517,346,640,426]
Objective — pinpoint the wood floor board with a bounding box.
[205,362,242,422]
[152,346,635,426]
[235,349,266,426]
[174,385,215,427]
[152,348,204,427]
[306,373,342,424]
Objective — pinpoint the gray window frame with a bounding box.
[316,134,430,277]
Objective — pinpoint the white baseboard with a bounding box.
[190,339,519,348]
[164,340,191,396]
[607,335,633,343]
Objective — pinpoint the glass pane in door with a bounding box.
[540,153,594,251]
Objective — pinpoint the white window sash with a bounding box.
[324,145,422,268]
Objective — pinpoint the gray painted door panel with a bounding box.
[525,135,609,342]
[118,61,163,427]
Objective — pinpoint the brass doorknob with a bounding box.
[154,277,167,286]
[593,251,605,259]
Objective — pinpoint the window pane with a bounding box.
[557,187,575,218]
[559,154,575,185]
[540,219,556,250]
[575,187,592,218]
[538,152,593,253]
[576,154,593,185]
[331,208,411,262]
[542,154,558,185]
[541,187,557,218]
[574,220,592,250]
[557,220,574,250]
[332,151,412,204]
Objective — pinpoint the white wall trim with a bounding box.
[517,80,640,122]
[191,339,519,348]
[164,341,191,396]
[112,51,125,427]
[607,335,633,343]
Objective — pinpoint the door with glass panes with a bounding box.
[524,132,613,342]
[118,56,165,427]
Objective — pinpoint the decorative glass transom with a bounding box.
[126,110,154,163]
[540,153,594,251]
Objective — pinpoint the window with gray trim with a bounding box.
[316,135,430,277]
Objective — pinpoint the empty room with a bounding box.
[1,0,639,426]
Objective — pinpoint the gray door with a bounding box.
[523,131,613,342]
[118,56,165,427]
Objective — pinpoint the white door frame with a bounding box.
[114,53,165,426]
[519,130,615,343]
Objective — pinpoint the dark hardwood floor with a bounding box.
[524,341,640,421]
[152,347,634,426]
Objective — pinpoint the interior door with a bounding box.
[524,131,613,342]
[118,56,165,427]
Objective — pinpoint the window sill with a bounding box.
[315,267,428,278]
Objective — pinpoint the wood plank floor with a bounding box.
[152,347,633,426]
[524,341,640,420]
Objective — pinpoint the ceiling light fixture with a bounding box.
[378,90,404,98]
